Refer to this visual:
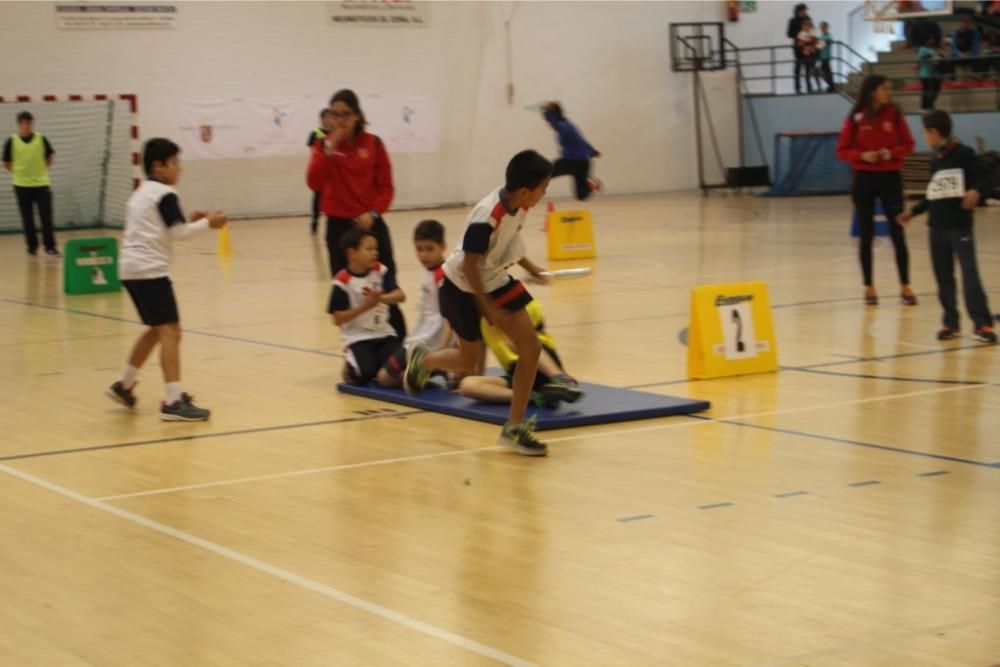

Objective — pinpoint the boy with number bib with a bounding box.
[329,227,408,385]
[897,110,995,343]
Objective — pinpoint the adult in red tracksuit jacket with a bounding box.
[836,75,917,305]
[308,88,405,336]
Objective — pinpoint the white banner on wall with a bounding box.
[364,95,441,154]
[327,0,430,27]
[176,97,324,160]
[176,95,440,160]
[55,3,177,29]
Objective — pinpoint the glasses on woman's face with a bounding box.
[330,111,354,120]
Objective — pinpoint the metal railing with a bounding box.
[727,41,868,97]
[726,40,999,109]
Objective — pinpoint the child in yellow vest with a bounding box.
[3,111,58,256]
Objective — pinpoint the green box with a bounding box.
[63,237,121,295]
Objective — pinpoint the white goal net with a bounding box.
[1,98,135,232]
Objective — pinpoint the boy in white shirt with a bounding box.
[404,150,553,456]
[106,138,227,421]
[329,227,407,385]
[405,219,452,352]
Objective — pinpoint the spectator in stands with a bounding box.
[786,3,812,94]
[818,21,835,93]
[947,15,984,79]
[796,19,821,93]
[917,35,942,109]
[909,17,942,50]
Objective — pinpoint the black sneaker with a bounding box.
[45,248,60,257]
[27,248,38,256]
[341,362,361,385]
[540,376,584,405]
[497,416,547,456]
[403,343,431,395]
[106,381,137,408]
[973,326,997,344]
[529,391,559,409]
[937,327,959,341]
[160,393,210,421]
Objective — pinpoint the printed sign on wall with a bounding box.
[56,3,177,29]
[327,0,430,28]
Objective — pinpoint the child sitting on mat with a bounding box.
[405,219,454,353]
[457,300,583,408]
[328,227,408,386]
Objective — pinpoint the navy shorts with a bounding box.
[124,277,179,326]
[438,276,533,342]
[344,336,404,385]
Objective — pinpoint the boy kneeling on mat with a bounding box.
[329,228,408,385]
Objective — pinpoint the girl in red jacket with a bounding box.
[836,75,917,305]
[308,89,405,336]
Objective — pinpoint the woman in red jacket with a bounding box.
[836,75,918,305]
[308,89,405,335]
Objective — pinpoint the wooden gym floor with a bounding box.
[1,193,998,666]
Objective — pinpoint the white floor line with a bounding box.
[94,378,999,501]
[0,462,536,667]
[97,447,499,501]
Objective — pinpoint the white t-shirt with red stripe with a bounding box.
[405,264,448,349]
[327,262,397,345]
[443,187,527,293]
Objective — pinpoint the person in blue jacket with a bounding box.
[542,101,601,200]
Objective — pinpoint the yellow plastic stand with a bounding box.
[216,224,233,255]
[687,281,778,379]
[546,209,596,260]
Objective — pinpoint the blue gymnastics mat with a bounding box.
[337,381,710,430]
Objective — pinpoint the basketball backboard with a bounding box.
[669,23,727,72]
